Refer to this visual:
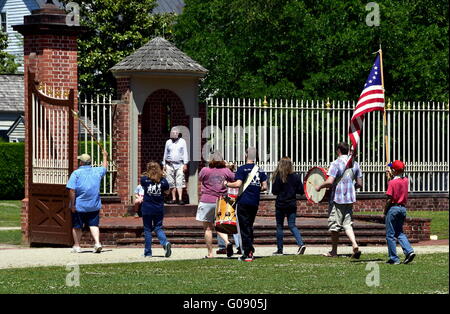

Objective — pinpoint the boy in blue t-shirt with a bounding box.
[140,161,172,258]
[224,148,268,262]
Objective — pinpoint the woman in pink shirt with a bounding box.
[196,152,235,258]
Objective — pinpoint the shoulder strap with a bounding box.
[239,165,259,195]
[334,167,355,187]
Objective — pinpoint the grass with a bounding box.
[0,230,22,245]
[354,211,449,240]
[0,200,21,227]
[0,200,22,245]
[0,253,447,294]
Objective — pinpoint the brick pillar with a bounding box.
[13,3,83,243]
[113,89,131,207]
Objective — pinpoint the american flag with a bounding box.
[347,53,385,166]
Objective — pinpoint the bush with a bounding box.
[0,143,24,200]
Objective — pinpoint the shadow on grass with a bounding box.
[350,258,384,263]
[79,249,114,254]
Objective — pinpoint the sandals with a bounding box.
[323,251,338,258]
[351,248,362,259]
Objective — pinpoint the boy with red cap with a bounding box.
[384,160,416,264]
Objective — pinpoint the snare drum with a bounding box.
[304,167,330,204]
[215,195,238,234]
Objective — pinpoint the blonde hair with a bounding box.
[143,161,163,183]
[272,157,293,183]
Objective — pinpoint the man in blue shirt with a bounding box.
[225,147,268,262]
[66,150,108,253]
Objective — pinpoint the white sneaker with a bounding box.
[93,243,102,253]
[71,246,82,253]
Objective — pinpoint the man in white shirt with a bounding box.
[163,127,189,205]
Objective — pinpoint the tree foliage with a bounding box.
[174,0,449,102]
[0,32,19,74]
[63,0,177,95]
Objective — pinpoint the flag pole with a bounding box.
[379,46,390,177]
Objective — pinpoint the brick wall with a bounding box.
[139,89,190,173]
[257,194,449,216]
[112,90,131,212]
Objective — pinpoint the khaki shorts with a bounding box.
[165,164,186,188]
[328,202,353,232]
[196,202,216,223]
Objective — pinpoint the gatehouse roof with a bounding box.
[110,37,207,76]
[0,75,24,113]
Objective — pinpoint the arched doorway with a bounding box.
[139,89,190,174]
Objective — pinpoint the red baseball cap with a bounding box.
[388,160,405,171]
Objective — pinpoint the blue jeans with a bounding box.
[217,233,241,249]
[385,206,414,262]
[142,213,168,256]
[275,207,304,252]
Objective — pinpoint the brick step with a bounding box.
[116,237,391,246]
[127,204,199,217]
[104,223,386,231]
[122,229,387,237]
[164,205,198,217]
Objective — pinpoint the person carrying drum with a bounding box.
[271,157,306,255]
[315,142,362,259]
[384,160,415,264]
[196,152,235,258]
[224,147,268,262]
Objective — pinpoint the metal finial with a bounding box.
[263,96,268,107]
[387,98,392,109]
[326,97,331,108]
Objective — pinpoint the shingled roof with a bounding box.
[110,37,207,75]
[153,0,185,14]
[0,75,24,113]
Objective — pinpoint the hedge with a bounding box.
[0,143,25,200]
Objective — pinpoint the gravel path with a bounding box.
[0,245,448,270]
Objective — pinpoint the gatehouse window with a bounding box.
[0,12,6,33]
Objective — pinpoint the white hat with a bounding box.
[77,153,91,163]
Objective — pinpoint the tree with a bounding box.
[0,32,19,74]
[174,0,448,102]
[62,0,178,95]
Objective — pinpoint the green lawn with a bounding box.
[0,200,22,245]
[354,211,449,240]
[0,200,21,227]
[0,230,22,245]
[0,253,447,294]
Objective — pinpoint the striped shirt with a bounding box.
[328,155,362,204]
